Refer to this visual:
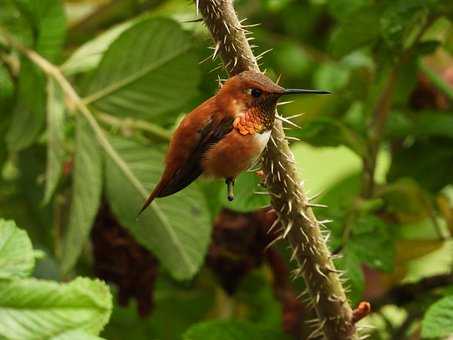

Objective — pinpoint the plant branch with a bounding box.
[372,273,453,309]
[0,26,148,199]
[196,1,357,338]
[96,111,171,142]
[362,18,435,198]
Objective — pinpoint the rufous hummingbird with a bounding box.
[138,70,329,215]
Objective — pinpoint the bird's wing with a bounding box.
[159,115,235,197]
[138,114,234,215]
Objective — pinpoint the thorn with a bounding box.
[212,42,221,60]
[276,100,294,106]
[286,113,305,120]
[290,246,299,261]
[282,220,293,238]
[265,235,283,251]
[307,319,326,339]
[181,18,203,23]
[268,218,280,233]
[256,48,272,59]
[223,20,230,34]
[275,114,301,129]
[199,55,211,64]
[307,202,328,208]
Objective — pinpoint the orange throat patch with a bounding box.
[233,111,265,135]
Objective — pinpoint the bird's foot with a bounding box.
[226,178,235,201]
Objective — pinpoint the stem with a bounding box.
[362,18,435,198]
[362,68,398,198]
[197,1,357,338]
[0,26,148,199]
[96,111,171,142]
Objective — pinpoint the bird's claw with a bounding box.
[226,178,235,201]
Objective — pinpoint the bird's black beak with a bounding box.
[283,88,331,95]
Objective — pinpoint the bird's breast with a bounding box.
[202,129,271,179]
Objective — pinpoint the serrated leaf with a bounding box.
[105,136,211,280]
[183,320,289,340]
[13,0,66,62]
[6,59,46,151]
[62,20,135,76]
[0,219,34,279]
[61,117,102,273]
[85,17,200,121]
[0,277,112,339]
[348,215,395,272]
[421,295,453,338]
[43,78,66,204]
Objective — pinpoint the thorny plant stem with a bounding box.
[196,1,357,339]
[0,26,149,200]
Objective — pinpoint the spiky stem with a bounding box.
[197,0,357,338]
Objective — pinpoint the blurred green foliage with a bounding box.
[1,0,453,338]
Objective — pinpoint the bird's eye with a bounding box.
[249,88,262,98]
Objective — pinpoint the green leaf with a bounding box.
[51,330,105,340]
[421,295,453,338]
[0,219,35,279]
[336,250,364,304]
[329,4,383,57]
[379,178,432,222]
[0,0,33,46]
[13,0,66,62]
[105,136,211,280]
[0,64,14,107]
[388,141,453,193]
[348,215,395,272]
[62,20,135,76]
[380,0,430,50]
[0,277,112,339]
[290,116,366,156]
[313,63,350,92]
[0,64,14,166]
[183,320,289,340]
[387,111,453,139]
[43,78,66,204]
[85,17,200,121]
[326,0,370,20]
[291,143,362,200]
[222,171,270,213]
[103,276,215,340]
[61,117,102,273]
[6,59,46,151]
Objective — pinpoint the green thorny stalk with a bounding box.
[196,0,359,339]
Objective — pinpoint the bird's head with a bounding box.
[216,70,330,117]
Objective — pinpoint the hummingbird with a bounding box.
[138,70,329,215]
